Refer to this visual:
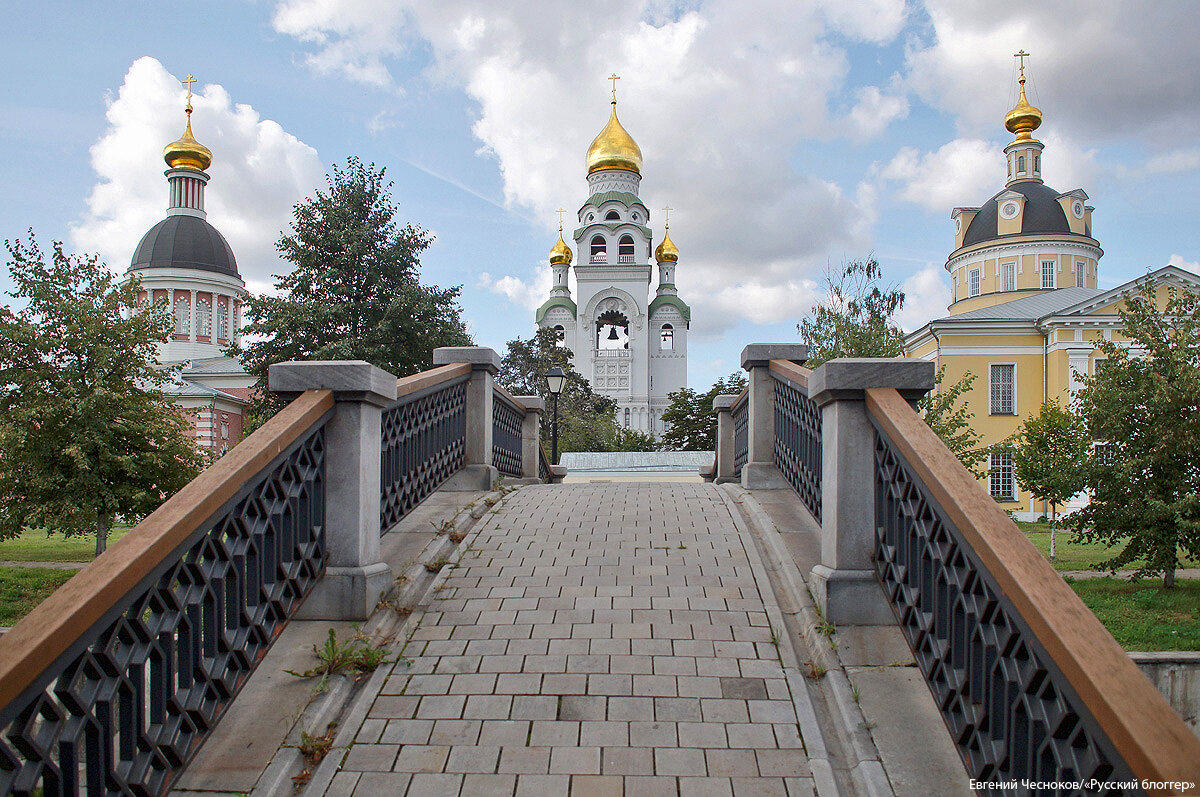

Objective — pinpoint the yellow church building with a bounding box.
[903,58,1200,520]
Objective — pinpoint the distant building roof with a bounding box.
[560,451,714,472]
[936,286,1104,323]
[961,180,1090,248]
[161,378,246,403]
[178,355,249,376]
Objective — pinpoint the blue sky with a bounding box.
[3,1,1199,389]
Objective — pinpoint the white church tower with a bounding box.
[536,76,690,435]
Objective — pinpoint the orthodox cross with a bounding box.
[556,207,566,232]
[662,204,673,229]
[182,74,197,110]
[1013,50,1030,79]
[608,73,620,102]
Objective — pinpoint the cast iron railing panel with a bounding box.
[772,372,822,522]
[380,377,468,530]
[732,396,749,476]
[870,423,1132,791]
[0,421,329,796]
[538,444,551,482]
[492,392,524,478]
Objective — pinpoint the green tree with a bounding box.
[0,236,204,555]
[659,372,749,451]
[917,367,986,476]
[1011,400,1090,559]
[497,327,620,454]
[232,157,472,423]
[1073,278,1200,587]
[798,256,905,366]
[612,428,659,452]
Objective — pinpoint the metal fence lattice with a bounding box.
[732,398,749,476]
[772,374,822,521]
[492,393,524,478]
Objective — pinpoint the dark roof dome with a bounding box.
[128,215,239,278]
[961,181,1089,249]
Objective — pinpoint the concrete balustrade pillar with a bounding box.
[808,358,935,625]
[269,360,399,620]
[515,395,545,481]
[739,344,809,489]
[433,347,501,491]
[712,394,739,483]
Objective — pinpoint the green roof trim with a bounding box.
[649,294,691,323]
[572,222,653,241]
[579,191,646,213]
[536,296,577,324]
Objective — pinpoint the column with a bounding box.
[712,394,738,483]
[433,347,501,491]
[807,358,935,625]
[739,343,809,489]
[514,395,545,481]
[189,289,197,342]
[269,360,399,620]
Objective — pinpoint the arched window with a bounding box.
[605,210,621,221]
[1018,155,1026,173]
[1033,154,1040,172]
[553,324,566,346]
[660,324,674,351]
[618,235,635,263]
[195,296,211,338]
[216,299,228,342]
[590,235,607,263]
[596,309,629,350]
[173,294,190,336]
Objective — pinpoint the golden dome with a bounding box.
[1004,74,1042,142]
[163,109,212,171]
[586,101,642,175]
[655,227,678,263]
[549,231,573,266]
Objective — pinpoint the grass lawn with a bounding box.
[1015,521,1198,572]
[1067,577,1200,651]
[0,566,77,626]
[0,528,130,562]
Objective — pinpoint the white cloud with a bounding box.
[270,0,901,330]
[1145,149,1200,176]
[477,269,551,310]
[70,57,325,287]
[1167,254,1200,272]
[896,263,950,331]
[879,138,1002,212]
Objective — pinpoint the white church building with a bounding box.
[536,84,691,435]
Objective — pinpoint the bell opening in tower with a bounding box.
[596,310,629,350]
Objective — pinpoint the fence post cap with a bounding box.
[740,344,809,370]
[808,358,935,407]
[269,360,398,406]
[433,346,501,374]
[515,395,545,413]
[713,394,740,411]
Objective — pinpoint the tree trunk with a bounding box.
[95,512,110,557]
[1048,504,1057,561]
[1164,566,1176,589]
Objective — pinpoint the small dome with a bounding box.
[961,181,1081,249]
[654,228,678,263]
[549,232,573,266]
[1004,76,1042,142]
[586,102,642,175]
[129,215,239,278]
[163,111,212,171]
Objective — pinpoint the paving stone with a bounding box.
[463,694,513,720]
[629,720,678,747]
[351,771,408,795]
[626,776,681,796]
[379,719,434,745]
[559,695,607,721]
[515,774,571,795]
[428,719,482,746]
[580,720,629,747]
[340,743,398,772]
[549,746,601,775]
[707,748,762,778]
[406,772,463,796]
[391,744,450,773]
[655,747,708,776]
[680,776,735,796]
[529,720,580,746]
[756,749,811,778]
[600,746,654,775]
[478,720,529,746]
[443,745,501,774]
[499,746,551,774]
[732,776,789,796]
[461,773,518,796]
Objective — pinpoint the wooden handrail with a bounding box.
[0,389,335,712]
[865,386,1200,792]
[395,362,472,400]
[729,387,749,412]
[492,381,527,413]
[769,359,811,389]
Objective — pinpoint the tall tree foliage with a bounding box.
[1011,400,1090,559]
[1073,278,1200,587]
[233,157,472,422]
[0,236,204,554]
[659,372,749,451]
[497,327,620,453]
[917,367,986,475]
[798,257,905,366]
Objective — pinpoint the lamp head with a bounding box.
[545,366,567,395]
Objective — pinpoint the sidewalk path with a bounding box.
[331,483,814,796]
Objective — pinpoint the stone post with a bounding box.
[515,395,545,481]
[712,394,739,483]
[739,344,809,489]
[808,358,935,625]
[434,347,501,491]
[269,360,398,621]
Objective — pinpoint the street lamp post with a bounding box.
[545,366,566,465]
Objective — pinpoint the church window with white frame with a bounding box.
[173,294,190,335]
[969,268,981,297]
[989,452,1016,500]
[989,364,1016,415]
[1075,261,1085,287]
[590,235,607,263]
[216,299,228,341]
[1041,259,1056,288]
[195,296,211,338]
[1002,262,1016,292]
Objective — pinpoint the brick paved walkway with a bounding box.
[332,483,814,796]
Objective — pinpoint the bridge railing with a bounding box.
[0,389,334,797]
[714,345,1200,789]
[0,347,556,796]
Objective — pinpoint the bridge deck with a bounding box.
[337,483,814,796]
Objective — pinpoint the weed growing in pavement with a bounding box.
[425,558,450,572]
[804,660,827,680]
[285,628,391,692]
[292,722,338,788]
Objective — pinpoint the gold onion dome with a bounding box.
[655,227,678,263]
[1004,74,1043,142]
[586,101,642,175]
[549,232,573,265]
[163,99,212,171]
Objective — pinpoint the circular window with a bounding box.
[955,217,961,233]
[1072,200,1085,219]
[632,213,640,221]
[587,214,594,222]
[1000,201,1020,220]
